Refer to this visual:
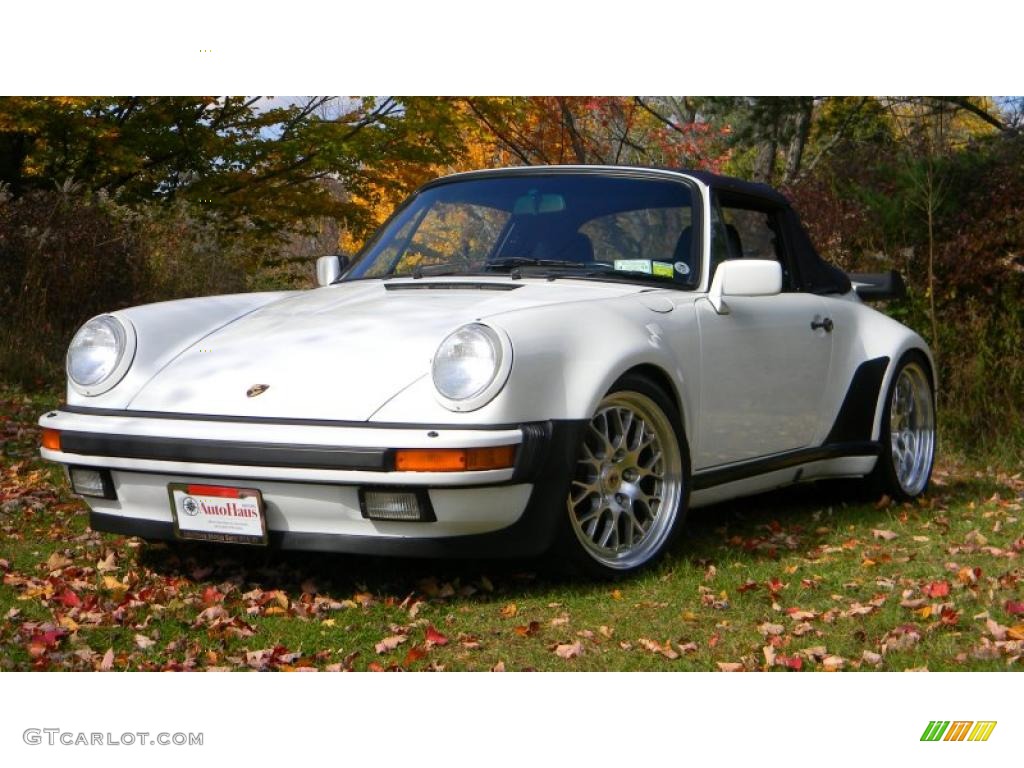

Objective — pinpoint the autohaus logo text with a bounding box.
[920,721,997,742]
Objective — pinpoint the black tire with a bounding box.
[551,373,691,577]
[866,350,936,501]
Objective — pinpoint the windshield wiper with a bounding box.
[485,258,615,275]
[410,263,470,279]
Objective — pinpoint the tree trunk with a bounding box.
[752,140,777,183]
[557,97,589,164]
[782,98,814,183]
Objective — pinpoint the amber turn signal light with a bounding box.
[394,445,517,472]
[41,428,62,451]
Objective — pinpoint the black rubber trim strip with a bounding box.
[691,441,880,491]
[60,432,392,471]
[56,420,559,480]
[384,282,521,292]
[824,357,890,444]
[55,404,523,432]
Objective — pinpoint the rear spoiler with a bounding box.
[848,270,907,301]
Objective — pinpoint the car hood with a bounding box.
[127,277,646,420]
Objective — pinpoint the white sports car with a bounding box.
[39,166,936,575]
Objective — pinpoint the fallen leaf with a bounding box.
[777,655,803,671]
[786,609,816,621]
[763,645,776,667]
[872,529,898,541]
[861,650,883,666]
[822,655,845,671]
[922,580,950,598]
[1006,601,1024,615]
[45,552,72,571]
[100,647,114,671]
[425,625,449,646]
[940,607,960,627]
[957,567,981,585]
[96,552,117,573]
[403,645,428,666]
[880,625,921,654]
[554,641,583,659]
[134,634,155,650]
[985,618,1008,640]
[638,638,678,660]
[758,621,784,636]
[500,603,518,618]
[374,635,407,654]
[490,660,506,672]
[716,662,743,672]
[102,575,128,594]
[514,621,541,638]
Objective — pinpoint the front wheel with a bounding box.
[868,351,936,500]
[555,374,690,576]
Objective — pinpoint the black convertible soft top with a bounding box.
[678,169,852,296]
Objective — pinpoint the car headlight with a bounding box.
[66,314,136,395]
[432,323,512,411]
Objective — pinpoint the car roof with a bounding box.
[428,165,790,207]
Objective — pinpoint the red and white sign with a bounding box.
[169,484,267,544]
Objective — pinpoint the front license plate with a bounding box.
[168,483,268,545]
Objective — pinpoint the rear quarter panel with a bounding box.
[815,292,935,444]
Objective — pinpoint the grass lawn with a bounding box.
[2,385,1022,671]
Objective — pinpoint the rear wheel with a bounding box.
[556,374,690,576]
[868,352,936,500]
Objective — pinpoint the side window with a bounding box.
[712,200,795,290]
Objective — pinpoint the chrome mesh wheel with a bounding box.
[889,362,935,496]
[567,390,683,570]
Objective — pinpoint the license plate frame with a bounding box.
[167,483,268,545]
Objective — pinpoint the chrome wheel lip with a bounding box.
[567,391,683,570]
[889,362,935,496]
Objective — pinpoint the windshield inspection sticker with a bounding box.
[652,261,674,278]
[614,259,652,274]
[674,261,691,276]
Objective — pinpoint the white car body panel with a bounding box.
[40,165,935,562]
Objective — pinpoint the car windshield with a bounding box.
[344,173,699,287]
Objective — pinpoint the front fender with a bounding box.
[370,296,699,447]
[65,292,297,408]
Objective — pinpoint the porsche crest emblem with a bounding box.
[246,384,270,398]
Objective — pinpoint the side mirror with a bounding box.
[708,259,782,314]
[316,254,349,287]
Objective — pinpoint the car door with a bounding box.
[694,196,833,469]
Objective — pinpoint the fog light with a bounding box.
[69,467,116,499]
[359,489,435,522]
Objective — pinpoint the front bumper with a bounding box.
[39,407,585,558]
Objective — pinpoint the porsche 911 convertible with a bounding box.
[39,166,936,575]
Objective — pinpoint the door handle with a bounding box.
[811,316,834,333]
